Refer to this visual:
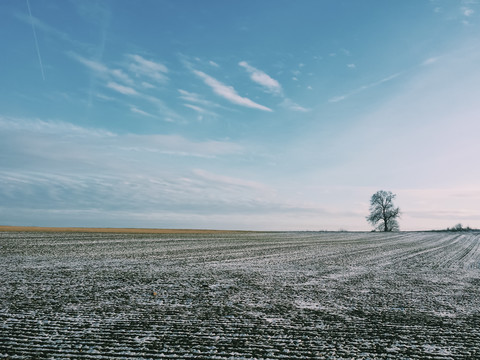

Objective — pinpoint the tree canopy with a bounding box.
[366,190,400,232]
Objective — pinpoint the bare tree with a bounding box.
[367,190,400,231]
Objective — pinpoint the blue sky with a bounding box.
[1,0,479,230]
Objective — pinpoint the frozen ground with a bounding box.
[1,231,479,359]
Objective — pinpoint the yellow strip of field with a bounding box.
[0,225,247,234]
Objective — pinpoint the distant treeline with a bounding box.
[442,223,478,232]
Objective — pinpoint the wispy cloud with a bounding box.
[178,89,218,107]
[69,52,108,73]
[239,61,283,95]
[95,93,116,102]
[182,56,311,113]
[329,72,402,103]
[183,103,217,117]
[139,94,184,123]
[0,116,243,165]
[127,54,168,83]
[140,134,244,158]
[238,61,308,112]
[110,69,134,85]
[26,0,45,81]
[130,106,155,118]
[193,70,273,112]
[0,168,318,230]
[141,81,155,89]
[106,81,138,95]
[193,169,269,192]
[69,51,182,121]
[183,104,205,113]
[280,99,310,112]
[179,89,202,102]
[422,57,439,66]
[68,52,134,85]
[178,89,221,118]
[328,95,347,103]
[0,115,114,137]
[462,7,475,16]
[15,11,73,43]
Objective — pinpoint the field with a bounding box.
[0,226,242,234]
[1,231,479,359]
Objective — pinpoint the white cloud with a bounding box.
[329,72,402,103]
[237,62,308,112]
[281,99,310,112]
[347,63,356,69]
[462,7,475,16]
[95,93,116,102]
[178,89,221,117]
[111,69,134,85]
[69,52,108,73]
[239,61,283,95]
[178,89,216,107]
[193,70,273,112]
[127,54,168,83]
[193,169,269,192]
[130,106,155,118]
[0,168,332,230]
[183,103,219,118]
[69,52,136,87]
[15,12,73,43]
[128,134,244,157]
[0,116,244,171]
[136,94,184,123]
[209,60,220,67]
[0,115,114,137]
[179,89,201,101]
[184,104,205,113]
[106,81,138,95]
[328,95,347,103]
[422,57,439,65]
[141,81,155,89]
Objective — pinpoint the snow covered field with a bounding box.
[1,231,479,359]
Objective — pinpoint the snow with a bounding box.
[1,231,480,358]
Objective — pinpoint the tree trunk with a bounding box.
[383,208,388,232]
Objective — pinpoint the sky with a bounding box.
[1,0,479,231]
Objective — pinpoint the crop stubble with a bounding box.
[1,231,479,359]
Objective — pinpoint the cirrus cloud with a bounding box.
[127,54,168,83]
[106,81,138,95]
[193,70,273,112]
[239,61,283,95]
